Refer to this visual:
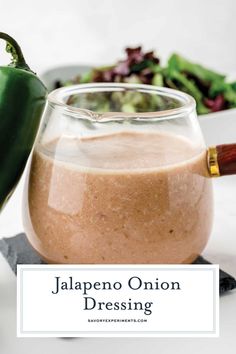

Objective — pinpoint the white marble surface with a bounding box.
[0,0,236,352]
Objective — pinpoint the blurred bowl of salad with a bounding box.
[42,46,236,114]
[40,46,236,144]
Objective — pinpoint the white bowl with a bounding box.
[200,108,236,145]
[40,65,92,91]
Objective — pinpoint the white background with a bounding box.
[0,0,236,353]
[0,0,235,74]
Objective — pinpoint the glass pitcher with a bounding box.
[23,83,236,264]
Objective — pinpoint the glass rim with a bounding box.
[47,83,196,121]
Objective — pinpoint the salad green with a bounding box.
[55,47,236,115]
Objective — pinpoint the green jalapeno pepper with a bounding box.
[0,32,47,211]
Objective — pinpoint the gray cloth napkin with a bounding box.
[0,233,45,272]
[0,233,236,295]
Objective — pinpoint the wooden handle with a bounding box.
[208,144,236,176]
[216,144,236,175]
